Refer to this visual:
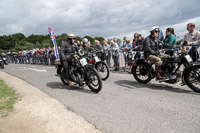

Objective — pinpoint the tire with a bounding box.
[95,61,110,80]
[184,65,200,93]
[0,62,4,69]
[132,63,152,84]
[86,67,102,93]
[59,67,68,85]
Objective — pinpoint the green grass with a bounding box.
[0,80,18,117]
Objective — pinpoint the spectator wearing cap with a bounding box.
[135,34,144,51]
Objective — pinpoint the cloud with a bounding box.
[0,0,200,40]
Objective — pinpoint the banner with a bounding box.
[48,27,59,59]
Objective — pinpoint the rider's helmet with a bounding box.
[82,38,88,43]
[67,33,76,44]
[82,38,89,47]
[150,26,160,34]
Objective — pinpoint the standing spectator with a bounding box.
[110,40,120,71]
[77,41,81,47]
[132,33,138,49]
[164,28,176,56]
[113,38,119,46]
[94,40,103,51]
[134,34,144,59]
[181,23,200,61]
[103,40,111,67]
[158,29,164,41]
[121,38,132,69]
[95,40,104,60]
[164,28,176,46]
[123,37,127,45]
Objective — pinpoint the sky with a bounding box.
[0,0,200,40]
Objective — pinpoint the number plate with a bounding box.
[94,56,100,62]
[185,55,193,62]
[80,58,87,66]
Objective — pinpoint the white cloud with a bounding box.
[0,0,200,40]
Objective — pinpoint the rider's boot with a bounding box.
[155,65,164,80]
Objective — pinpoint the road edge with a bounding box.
[0,71,103,133]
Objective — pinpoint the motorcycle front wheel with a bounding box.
[85,67,102,93]
[184,65,200,93]
[95,61,110,80]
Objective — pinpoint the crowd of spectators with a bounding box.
[1,23,200,71]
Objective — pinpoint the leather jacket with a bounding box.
[60,41,78,61]
[143,35,171,59]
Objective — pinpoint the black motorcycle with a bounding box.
[132,45,200,93]
[57,55,103,93]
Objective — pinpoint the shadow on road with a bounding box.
[46,82,96,94]
[114,80,200,95]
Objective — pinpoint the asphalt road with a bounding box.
[1,64,200,133]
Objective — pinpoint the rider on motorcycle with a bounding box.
[79,38,94,53]
[60,33,79,86]
[143,26,171,80]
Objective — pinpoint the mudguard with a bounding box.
[131,59,149,73]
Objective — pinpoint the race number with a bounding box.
[185,55,193,62]
[94,56,100,62]
[80,58,87,66]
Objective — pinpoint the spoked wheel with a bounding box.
[86,67,102,93]
[184,65,200,93]
[132,63,152,84]
[95,61,110,80]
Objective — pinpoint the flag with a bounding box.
[48,27,59,59]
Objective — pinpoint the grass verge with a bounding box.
[0,80,18,117]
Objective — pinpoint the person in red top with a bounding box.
[132,33,138,49]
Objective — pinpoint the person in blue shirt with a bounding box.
[121,38,132,68]
[157,26,164,41]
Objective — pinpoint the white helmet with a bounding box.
[82,38,88,43]
[150,26,160,32]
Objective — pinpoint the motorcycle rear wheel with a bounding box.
[132,63,152,84]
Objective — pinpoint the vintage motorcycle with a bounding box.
[132,44,200,93]
[56,54,103,93]
[85,50,110,80]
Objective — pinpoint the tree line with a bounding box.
[0,33,107,52]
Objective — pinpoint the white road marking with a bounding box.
[27,68,46,72]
